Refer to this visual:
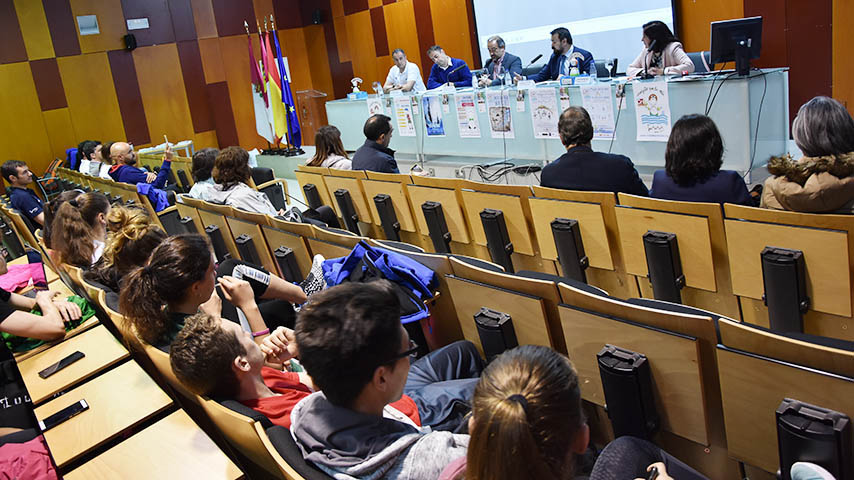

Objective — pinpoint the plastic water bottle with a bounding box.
[472,74,477,90]
[503,70,510,86]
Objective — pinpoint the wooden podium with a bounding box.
[296,89,328,146]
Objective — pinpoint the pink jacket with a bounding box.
[627,42,695,78]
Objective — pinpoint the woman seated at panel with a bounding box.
[650,114,755,205]
[762,96,854,213]
[207,146,283,216]
[84,205,166,293]
[440,345,709,480]
[186,147,219,201]
[50,192,111,268]
[120,234,307,351]
[626,21,694,78]
[306,126,352,170]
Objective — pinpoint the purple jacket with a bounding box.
[109,161,171,189]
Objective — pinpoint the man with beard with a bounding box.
[479,36,522,87]
[107,141,172,189]
[516,27,595,83]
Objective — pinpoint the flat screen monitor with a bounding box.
[710,16,763,76]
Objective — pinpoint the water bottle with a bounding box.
[503,69,510,86]
[606,59,614,78]
[472,74,477,90]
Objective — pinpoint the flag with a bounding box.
[248,34,274,144]
[271,28,302,148]
[262,30,288,142]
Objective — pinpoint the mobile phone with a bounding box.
[38,399,89,431]
[38,351,85,379]
[647,466,659,480]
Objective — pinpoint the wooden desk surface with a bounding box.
[34,361,173,468]
[18,325,129,405]
[64,410,243,480]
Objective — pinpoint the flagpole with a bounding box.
[261,18,281,153]
[270,14,295,155]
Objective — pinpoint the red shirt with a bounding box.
[242,367,421,428]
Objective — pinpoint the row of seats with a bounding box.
[295,165,854,343]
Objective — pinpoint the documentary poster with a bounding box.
[528,88,559,139]
[581,84,616,139]
[486,90,514,139]
[633,80,671,142]
[455,93,481,138]
[422,96,446,137]
[394,96,416,137]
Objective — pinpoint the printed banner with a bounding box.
[633,80,672,142]
[422,96,446,137]
[394,96,416,137]
[581,84,616,139]
[455,93,481,138]
[486,90,515,139]
[528,88,559,139]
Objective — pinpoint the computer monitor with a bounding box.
[710,16,763,76]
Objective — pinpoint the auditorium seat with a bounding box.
[361,172,426,247]
[265,426,334,480]
[295,166,335,212]
[323,169,373,236]
[407,176,474,256]
[594,58,618,77]
[687,51,712,73]
[225,209,278,273]
[261,222,314,282]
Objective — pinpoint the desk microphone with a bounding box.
[447,63,466,76]
[526,54,543,67]
[641,40,658,79]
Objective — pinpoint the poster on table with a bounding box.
[581,84,616,139]
[393,96,416,137]
[559,86,571,112]
[515,89,526,112]
[476,90,487,113]
[528,88,559,139]
[422,96,446,137]
[486,90,515,139]
[455,93,481,138]
[633,80,672,142]
[367,97,383,116]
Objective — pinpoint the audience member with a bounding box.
[84,205,166,293]
[626,21,694,78]
[426,46,473,89]
[2,160,45,227]
[650,114,754,205]
[108,141,172,188]
[762,96,854,213]
[50,192,110,268]
[541,107,648,195]
[351,115,399,174]
[99,141,115,179]
[187,147,219,201]
[292,281,473,479]
[43,190,83,249]
[306,126,352,170]
[440,345,708,480]
[208,147,283,216]
[77,140,102,176]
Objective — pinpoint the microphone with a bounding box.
[646,39,658,53]
[527,54,543,67]
[447,63,466,76]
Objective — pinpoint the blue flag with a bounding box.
[271,29,302,148]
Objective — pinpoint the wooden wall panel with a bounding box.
[42,108,78,161]
[369,6,389,57]
[343,0,368,15]
[675,0,743,53]
[276,28,314,94]
[69,0,125,54]
[13,0,55,60]
[429,0,474,69]
[252,0,274,23]
[384,0,420,69]
[411,0,435,81]
[120,0,176,47]
[0,0,28,64]
[42,0,82,57]
[834,0,854,112]
[211,0,256,37]
[107,49,150,145]
[303,24,335,98]
[345,11,380,85]
[177,40,216,133]
[334,16,351,63]
[744,0,787,67]
[29,58,67,111]
[198,37,225,84]
[57,53,125,145]
[190,0,218,39]
[218,34,264,149]
[192,129,219,150]
[207,81,240,147]
[786,0,832,119]
[330,0,344,19]
[0,62,54,168]
[169,0,197,42]
[133,44,196,145]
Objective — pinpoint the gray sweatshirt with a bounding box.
[290,392,469,480]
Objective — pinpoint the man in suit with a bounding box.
[426,46,473,89]
[479,36,522,87]
[351,114,399,174]
[516,27,595,83]
[541,107,648,196]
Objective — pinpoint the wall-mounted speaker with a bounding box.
[123,34,137,51]
[312,9,323,24]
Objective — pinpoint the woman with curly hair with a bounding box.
[650,114,755,205]
[207,146,283,216]
[761,96,854,213]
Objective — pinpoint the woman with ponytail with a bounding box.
[443,345,708,480]
[50,192,111,268]
[84,205,166,292]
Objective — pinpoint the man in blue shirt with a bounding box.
[516,27,595,83]
[426,46,473,89]
[107,141,172,189]
[2,160,45,227]
[351,115,400,174]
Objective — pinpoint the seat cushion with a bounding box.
[266,425,334,479]
[218,398,274,429]
[448,254,504,273]
[376,240,425,254]
[516,270,609,297]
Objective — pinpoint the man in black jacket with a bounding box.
[541,107,648,196]
[351,114,399,174]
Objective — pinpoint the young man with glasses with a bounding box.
[291,280,482,480]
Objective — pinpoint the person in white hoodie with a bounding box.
[626,21,694,78]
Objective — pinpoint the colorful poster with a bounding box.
[486,90,514,139]
[411,96,420,115]
[455,93,481,138]
[559,86,571,112]
[394,96,416,137]
[581,84,616,139]
[515,89,526,112]
[441,94,451,113]
[367,97,383,116]
[528,88,559,139]
[633,80,672,141]
[422,96,446,137]
[476,90,487,113]
[614,83,628,110]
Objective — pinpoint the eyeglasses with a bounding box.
[392,339,419,360]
